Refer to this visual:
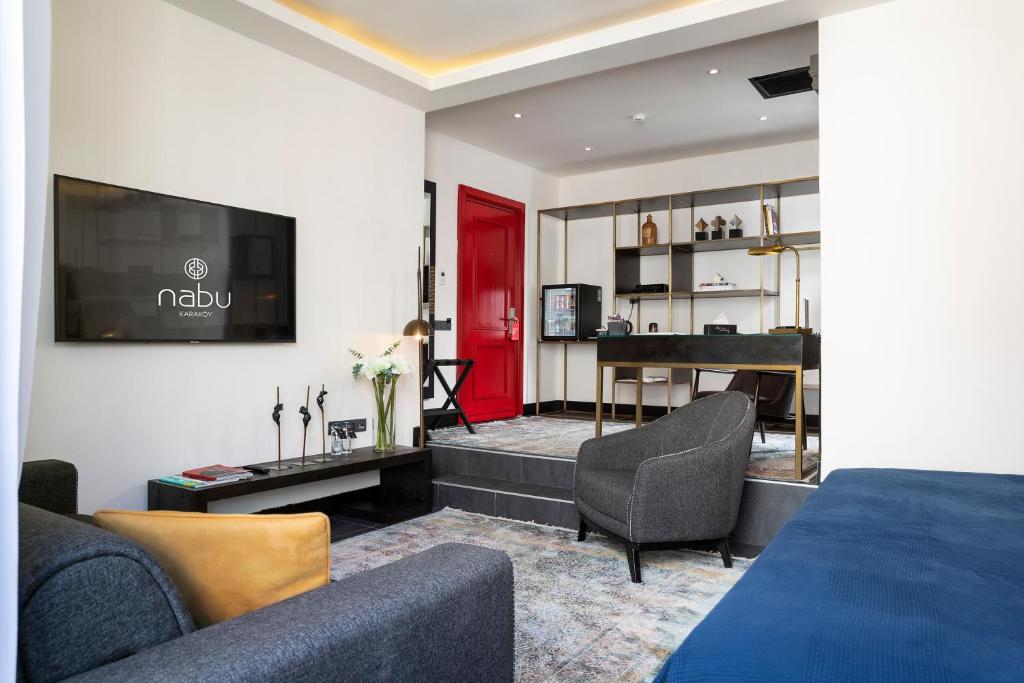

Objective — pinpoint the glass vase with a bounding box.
[372,376,397,452]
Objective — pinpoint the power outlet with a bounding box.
[328,418,366,435]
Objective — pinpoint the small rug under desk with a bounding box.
[429,415,820,483]
[330,508,749,683]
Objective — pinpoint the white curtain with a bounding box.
[1,0,50,675]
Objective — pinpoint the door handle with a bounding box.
[505,307,520,341]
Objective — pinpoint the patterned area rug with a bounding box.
[331,508,749,683]
[429,416,819,482]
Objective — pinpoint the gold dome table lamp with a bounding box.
[747,244,813,335]
[404,248,433,447]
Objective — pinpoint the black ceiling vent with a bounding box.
[749,67,813,99]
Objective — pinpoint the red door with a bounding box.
[457,185,525,423]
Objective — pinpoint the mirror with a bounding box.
[422,180,437,399]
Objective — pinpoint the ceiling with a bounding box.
[275,0,706,75]
[168,0,886,110]
[427,24,819,176]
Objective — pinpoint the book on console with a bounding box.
[159,475,220,489]
[182,464,252,481]
[161,473,252,489]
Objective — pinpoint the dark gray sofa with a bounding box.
[18,462,515,683]
[574,391,755,582]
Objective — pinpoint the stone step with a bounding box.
[433,474,577,529]
[430,444,576,490]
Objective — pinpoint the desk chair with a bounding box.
[692,369,805,447]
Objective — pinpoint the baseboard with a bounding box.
[527,400,820,428]
[414,400,820,442]
[524,400,670,419]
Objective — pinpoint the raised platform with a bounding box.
[430,415,819,483]
[429,417,817,556]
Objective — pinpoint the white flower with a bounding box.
[388,354,413,376]
[361,355,392,379]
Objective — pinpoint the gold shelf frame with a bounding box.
[533,175,819,421]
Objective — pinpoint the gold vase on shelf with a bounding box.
[641,214,658,246]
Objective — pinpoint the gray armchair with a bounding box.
[574,391,755,582]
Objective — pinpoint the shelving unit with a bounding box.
[535,176,819,419]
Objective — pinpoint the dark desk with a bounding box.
[596,334,820,478]
[148,446,431,523]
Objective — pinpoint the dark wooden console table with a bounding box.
[148,446,431,524]
[596,334,820,479]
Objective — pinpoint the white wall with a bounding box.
[554,140,820,408]
[819,0,1024,476]
[558,140,819,206]
[424,129,558,407]
[29,0,425,513]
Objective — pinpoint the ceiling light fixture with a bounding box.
[513,112,523,119]
[708,68,719,75]
[759,115,768,121]
[584,147,592,151]
[632,113,647,125]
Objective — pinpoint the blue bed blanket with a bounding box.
[654,468,1024,682]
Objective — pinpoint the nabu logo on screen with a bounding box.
[184,257,208,281]
[157,258,232,317]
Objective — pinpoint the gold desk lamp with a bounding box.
[403,247,432,447]
[747,244,813,335]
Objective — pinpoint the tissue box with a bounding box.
[704,324,737,335]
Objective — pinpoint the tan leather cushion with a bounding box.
[94,509,330,627]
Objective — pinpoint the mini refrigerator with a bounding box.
[541,284,602,341]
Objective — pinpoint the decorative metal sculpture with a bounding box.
[267,386,290,471]
[695,217,709,241]
[317,385,328,452]
[310,384,331,463]
[710,215,726,240]
[298,386,311,466]
[728,214,744,238]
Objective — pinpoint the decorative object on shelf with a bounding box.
[641,214,658,246]
[403,247,433,448]
[632,283,669,294]
[310,384,331,463]
[728,215,744,239]
[695,217,709,241]
[298,386,312,466]
[350,340,413,453]
[762,204,779,235]
[748,245,813,334]
[697,273,737,291]
[648,322,659,333]
[267,386,290,471]
[710,216,726,240]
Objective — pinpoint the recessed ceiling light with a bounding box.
[759,115,768,121]
[584,147,592,151]
[708,68,719,75]
[513,112,523,119]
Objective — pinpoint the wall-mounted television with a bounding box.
[54,175,296,342]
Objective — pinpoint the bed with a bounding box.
[654,468,1024,682]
